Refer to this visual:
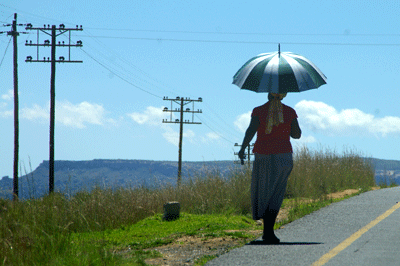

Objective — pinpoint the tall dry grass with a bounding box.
[286,146,376,199]
[0,146,376,264]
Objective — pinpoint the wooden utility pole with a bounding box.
[2,13,27,200]
[25,23,83,193]
[162,96,202,187]
[8,14,20,200]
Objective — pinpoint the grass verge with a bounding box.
[0,146,390,265]
[70,187,376,266]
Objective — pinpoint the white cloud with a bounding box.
[1,90,13,101]
[162,127,196,147]
[200,132,222,144]
[206,132,221,140]
[57,101,109,128]
[127,106,167,125]
[162,127,179,146]
[295,100,400,137]
[0,91,13,117]
[234,111,251,133]
[0,101,12,118]
[21,101,112,128]
[128,106,204,146]
[292,135,317,146]
[185,129,195,140]
[21,104,48,120]
[0,110,13,118]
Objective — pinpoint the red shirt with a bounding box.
[251,102,298,155]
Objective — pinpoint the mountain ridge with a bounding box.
[1,157,399,200]
[0,159,238,200]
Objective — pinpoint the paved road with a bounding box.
[206,187,400,266]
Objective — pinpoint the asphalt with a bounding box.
[205,187,400,266]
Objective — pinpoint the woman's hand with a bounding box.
[238,149,246,165]
[238,116,259,165]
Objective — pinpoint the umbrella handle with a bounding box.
[240,158,244,165]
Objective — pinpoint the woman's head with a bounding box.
[268,92,287,101]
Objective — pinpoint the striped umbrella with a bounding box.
[233,45,327,93]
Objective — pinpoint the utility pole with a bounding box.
[162,96,202,187]
[234,143,254,167]
[25,23,83,194]
[2,13,28,200]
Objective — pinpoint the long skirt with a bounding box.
[251,153,293,220]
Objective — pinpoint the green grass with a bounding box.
[0,146,391,265]
[68,212,261,265]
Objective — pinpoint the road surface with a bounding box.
[206,187,400,266]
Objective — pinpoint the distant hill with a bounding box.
[0,159,239,200]
[0,157,399,200]
[367,158,400,186]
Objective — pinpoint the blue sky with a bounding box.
[1,0,400,178]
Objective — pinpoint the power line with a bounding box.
[75,35,400,46]
[80,29,182,98]
[81,44,240,147]
[80,47,163,99]
[0,3,72,26]
[79,34,243,143]
[194,114,235,145]
[79,31,245,140]
[202,102,242,138]
[78,33,243,142]
[199,111,242,142]
[84,27,400,37]
[0,36,11,70]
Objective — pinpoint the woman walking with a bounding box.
[238,92,301,244]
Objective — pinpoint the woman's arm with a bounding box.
[290,118,301,139]
[239,116,260,160]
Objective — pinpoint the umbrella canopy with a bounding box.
[233,47,327,93]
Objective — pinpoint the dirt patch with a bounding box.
[144,232,262,266]
[327,188,360,199]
